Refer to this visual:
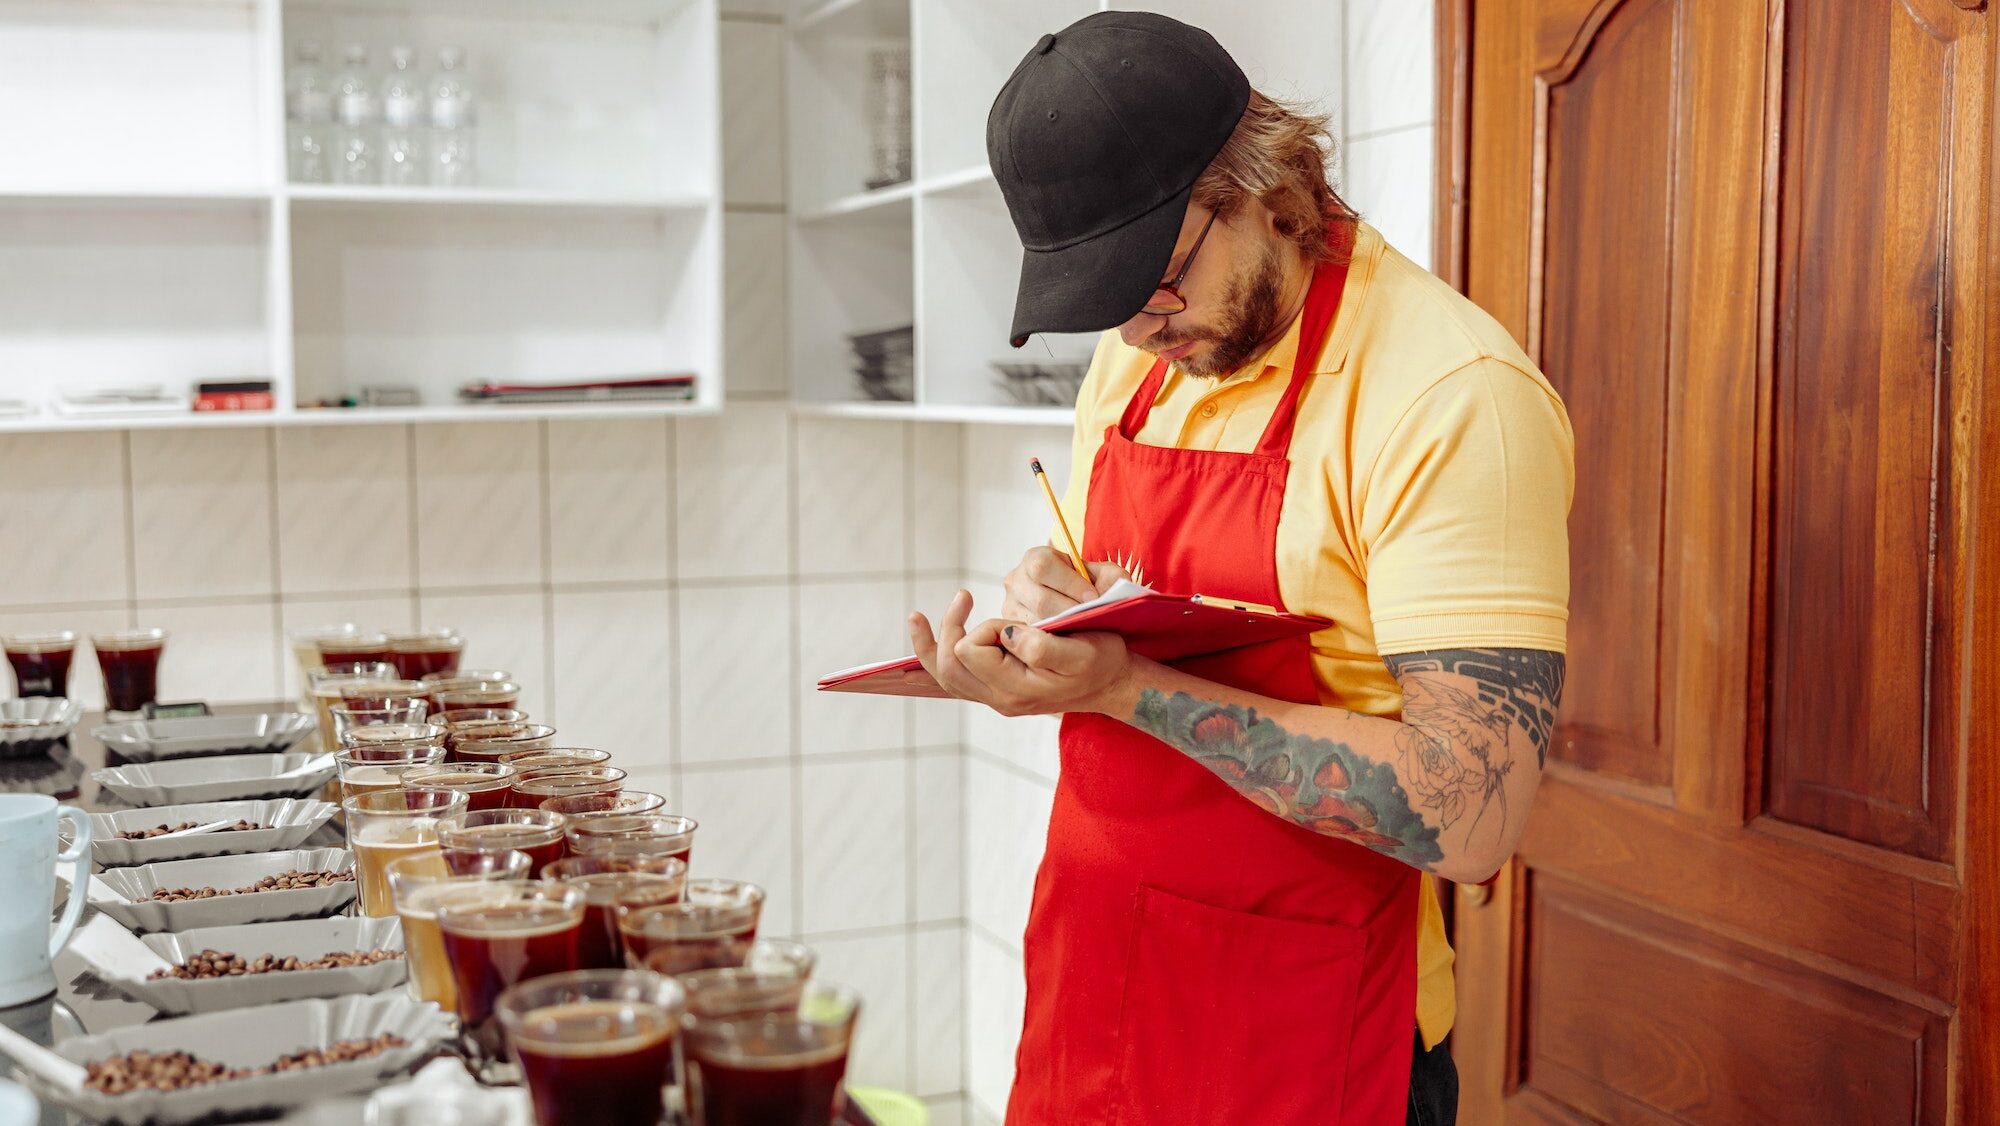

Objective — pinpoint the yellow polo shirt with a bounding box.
[1055,221,1574,1049]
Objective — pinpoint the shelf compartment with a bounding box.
[281,0,716,201]
[0,199,275,413]
[787,6,910,217]
[790,198,914,408]
[917,181,1097,412]
[794,0,908,38]
[289,202,718,411]
[797,180,916,223]
[912,0,1094,183]
[0,0,271,197]
[286,184,710,213]
[791,399,1071,427]
[286,0,702,21]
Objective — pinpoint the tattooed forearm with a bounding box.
[1125,648,1562,879]
[1383,649,1566,767]
[1132,689,1446,869]
[1381,648,1564,853]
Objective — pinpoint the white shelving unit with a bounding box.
[0,0,722,433]
[785,0,1347,424]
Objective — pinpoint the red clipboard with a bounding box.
[816,587,1329,699]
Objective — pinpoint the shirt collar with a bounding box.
[1175,220,1380,387]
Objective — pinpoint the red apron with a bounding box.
[1006,226,1420,1126]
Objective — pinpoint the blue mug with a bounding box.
[0,795,91,1007]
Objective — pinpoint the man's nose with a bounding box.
[1119,311,1167,348]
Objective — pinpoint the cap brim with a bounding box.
[1006,181,1191,348]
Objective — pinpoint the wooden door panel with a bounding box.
[1452,0,1995,1120]
[1519,779,1958,1002]
[1535,0,1676,788]
[1766,0,1975,860]
[1522,877,1947,1125]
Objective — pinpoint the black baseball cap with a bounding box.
[987,11,1249,347]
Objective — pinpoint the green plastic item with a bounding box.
[847,1086,929,1126]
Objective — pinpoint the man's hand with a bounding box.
[910,588,1133,717]
[1000,547,1130,622]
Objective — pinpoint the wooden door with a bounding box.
[1439,0,2000,1121]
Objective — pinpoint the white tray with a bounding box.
[30,993,448,1126]
[90,849,356,933]
[91,713,315,763]
[71,914,407,1016]
[92,752,336,806]
[87,799,338,867]
[0,697,82,759]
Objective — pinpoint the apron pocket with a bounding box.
[1110,886,1366,1126]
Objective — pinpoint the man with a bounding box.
[909,12,1571,1126]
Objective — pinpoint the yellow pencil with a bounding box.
[1030,458,1093,585]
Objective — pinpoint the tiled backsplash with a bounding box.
[0,406,968,1103]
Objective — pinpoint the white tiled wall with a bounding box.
[951,5,1439,1120]
[1341,0,1436,270]
[0,7,970,1107]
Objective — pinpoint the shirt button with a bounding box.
[1199,402,1219,419]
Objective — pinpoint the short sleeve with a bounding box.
[1360,358,1574,656]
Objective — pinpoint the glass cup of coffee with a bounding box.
[620,879,765,974]
[435,709,531,753]
[308,662,398,749]
[344,788,468,917]
[454,723,557,766]
[435,706,528,729]
[437,880,586,1080]
[678,945,819,1021]
[683,980,862,1126]
[339,720,445,753]
[438,807,570,876]
[436,681,523,715]
[568,814,698,867]
[546,857,689,971]
[339,677,428,711]
[287,623,358,709]
[511,766,627,810]
[387,848,531,1010]
[92,629,168,714]
[540,789,668,822]
[403,762,518,812]
[497,969,687,1126]
[336,744,447,803]
[425,667,514,688]
[3,631,77,698]
[503,749,613,799]
[387,628,464,680]
[329,702,430,746]
[318,631,393,665]
[501,747,612,773]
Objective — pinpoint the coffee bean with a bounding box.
[146,948,403,981]
[146,869,355,902]
[118,820,264,841]
[83,1035,407,1094]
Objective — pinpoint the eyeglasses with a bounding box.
[1141,211,1218,316]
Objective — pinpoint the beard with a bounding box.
[1144,241,1290,379]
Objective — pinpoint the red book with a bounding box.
[193,391,275,412]
[817,582,1328,699]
